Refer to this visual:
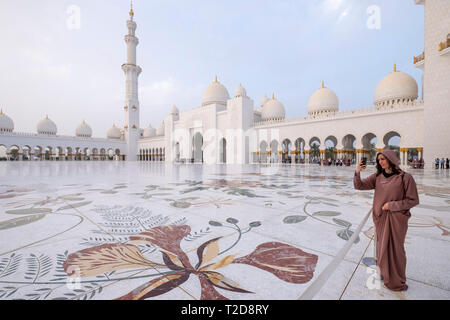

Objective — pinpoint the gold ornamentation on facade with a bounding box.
[439,37,450,52]
[414,52,425,64]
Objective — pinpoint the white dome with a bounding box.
[256,95,269,113]
[143,124,155,138]
[202,76,230,106]
[234,84,247,98]
[107,124,121,139]
[75,120,92,138]
[374,66,418,106]
[37,115,57,135]
[156,121,165,136]
[308,83,339,115]
[0,110,14,132]
[170,105,179,115]
[261,95,286,121]
[260,95,269,107]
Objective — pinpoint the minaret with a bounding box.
[122,2,141,161]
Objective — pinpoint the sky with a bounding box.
[0,0,424,138]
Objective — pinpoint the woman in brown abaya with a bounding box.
[354,149,419,291]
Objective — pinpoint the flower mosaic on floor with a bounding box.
[63,224,318,300]
[0,163,449,299]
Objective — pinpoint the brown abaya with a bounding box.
[354,150,419,291]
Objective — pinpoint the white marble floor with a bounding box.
[0,162,449,300]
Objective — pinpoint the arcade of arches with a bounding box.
[138,148,165,162]
[0,145,125,161]
[251,131,423,166]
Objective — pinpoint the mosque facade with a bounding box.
[0,0,448,167]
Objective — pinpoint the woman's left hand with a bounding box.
[382,203,390,211]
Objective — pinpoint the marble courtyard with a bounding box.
[0,162,448,300]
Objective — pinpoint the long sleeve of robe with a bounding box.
[354,171,419,291]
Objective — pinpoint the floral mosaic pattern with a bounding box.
[63,224,318,300]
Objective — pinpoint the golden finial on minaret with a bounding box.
[129,1,134,19]
[0,108,3,115]
[322,80,325,88]
[394,64,397,72]
[214,75,218,83]
[272,93,275,100]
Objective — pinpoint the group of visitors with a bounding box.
[434,157,450,169]
[313,158,354,166]
[410,158,425,169]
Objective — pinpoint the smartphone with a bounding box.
[361,157,367,165]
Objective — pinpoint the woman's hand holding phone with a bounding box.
[356,160,367,174]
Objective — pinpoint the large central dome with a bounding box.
[202,76,230,107]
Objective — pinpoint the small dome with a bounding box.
[308,82,339,115]
[256,95,269,112]
[143,124,156,138]
[202,76,230,106]
[170,105,179,115]
[260,95,269,107]
[107,124,121,139]
[0,109,14,132]
[37,115,57,135]
[156,121,165,136]
[234,84,247,98]
[374,66,418,106]
[75,120,92,138]
[261,94,286,121]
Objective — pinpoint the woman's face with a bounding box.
[377,154,391,170]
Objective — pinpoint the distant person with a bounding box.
[435,158,440,169]
[446,158,449,169]
[354,149,419,292]
[441,158,445,169]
